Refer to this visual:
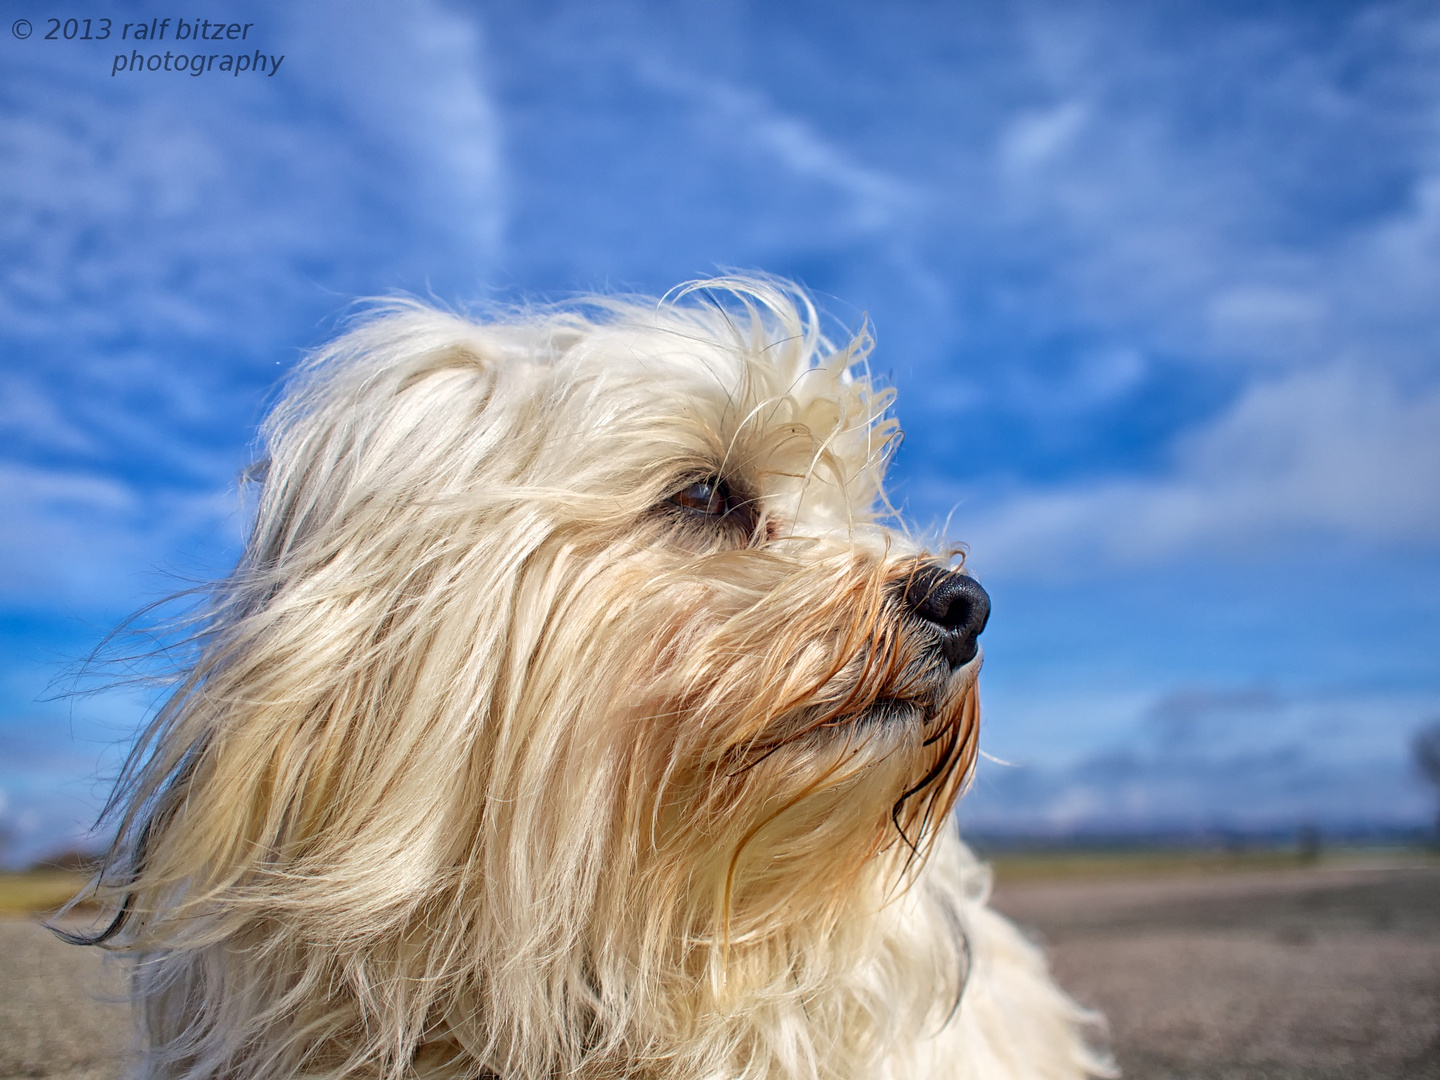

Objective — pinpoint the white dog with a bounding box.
[76,278,1108,1079]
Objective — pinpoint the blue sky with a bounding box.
[3,0,1439,864]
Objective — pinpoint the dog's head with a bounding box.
[98,277,987,1076]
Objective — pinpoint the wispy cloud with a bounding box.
[0,0,506,598]
[635,60,917,236]
[0,463,241,607]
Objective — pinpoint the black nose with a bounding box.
[902,566,991,669]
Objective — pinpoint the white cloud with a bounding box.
[957,361,1440,574]
[962,684,1440,833]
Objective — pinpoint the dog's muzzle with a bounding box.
[901,566,991,670]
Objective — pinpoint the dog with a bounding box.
[73,277,1108,1079]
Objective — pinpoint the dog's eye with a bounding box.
[669,479,730,516]
[664,477,760,541]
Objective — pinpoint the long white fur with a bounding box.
[81,277,1110,1080]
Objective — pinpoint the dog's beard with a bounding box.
[486,540,979,966]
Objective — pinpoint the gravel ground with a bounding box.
[2,865,1437,1079]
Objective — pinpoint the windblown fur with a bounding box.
[75,278,1109,1079]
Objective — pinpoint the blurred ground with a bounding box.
[1,859,1437,1079]
[992,860,1440,1080]
[0,918,128,1080]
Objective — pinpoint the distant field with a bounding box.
[1,848,1434,913]
[0,870,94,915]
[984,845,1440,884]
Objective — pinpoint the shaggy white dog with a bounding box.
[75,278,1108,1080]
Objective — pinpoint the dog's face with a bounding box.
[109,280,988,1075]
[443,294,990,941]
